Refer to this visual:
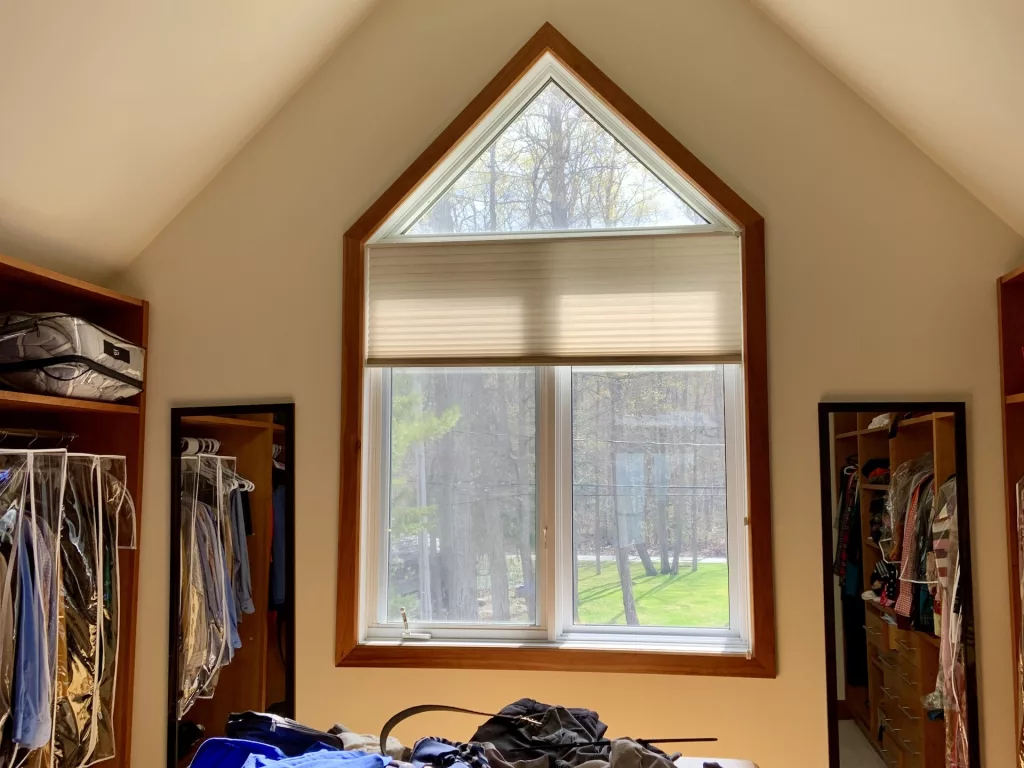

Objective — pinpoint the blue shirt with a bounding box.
[244,749,392,768]
[13,515,57,749]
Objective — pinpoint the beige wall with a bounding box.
[120,1,1024,765]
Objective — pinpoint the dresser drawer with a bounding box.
[881,697,924,748]
[865,608,887,650]
[879,730,901,768]
[880,709,924,767]
[893,628,922,670]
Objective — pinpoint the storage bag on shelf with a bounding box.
[0,313,144,401]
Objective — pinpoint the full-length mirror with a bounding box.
[818,404,978,768]
[167,404,295,767]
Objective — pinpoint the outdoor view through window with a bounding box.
[406,81,707,235]
[384,366,730,629]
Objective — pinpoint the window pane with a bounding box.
[407,81,707,235]
[386,368,537,624]
[571,366,729,628]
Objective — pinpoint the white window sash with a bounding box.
[361,365,750,654]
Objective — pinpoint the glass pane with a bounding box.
[407,81,707,235]
[386,368,537,624]
[571,366,729,628]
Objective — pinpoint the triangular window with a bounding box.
[407,81,706,235]
[374,54,734,241]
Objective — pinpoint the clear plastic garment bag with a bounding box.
[178,455,242,717]
[0,450,136,768]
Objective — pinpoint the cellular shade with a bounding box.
[365,232,743,366]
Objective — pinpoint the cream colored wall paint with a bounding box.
[119,0,1024,765]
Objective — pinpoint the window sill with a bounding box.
[336,640,775,677]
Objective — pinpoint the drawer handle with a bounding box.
[896,640,915,652]
[900,672,917,686]
[880,686,897,700]
[898,704,921,721]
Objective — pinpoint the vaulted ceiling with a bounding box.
[0,0,375,278]
[752,0,1024,240]
[0,0,1021,279]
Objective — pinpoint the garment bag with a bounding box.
[84,456,136,767]
[50,455,101,768]
[0,453,28,737]
[177,459,206,717]
[177,457,234,713]
[3,450,67,764]
[195,456,237,700]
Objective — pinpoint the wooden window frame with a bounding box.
[337,22,774,677]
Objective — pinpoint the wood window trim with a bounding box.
[337,22,775,678]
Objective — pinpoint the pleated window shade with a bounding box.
[365,231,743,367]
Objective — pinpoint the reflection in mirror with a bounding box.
[168,405,294,767]
[818,404,978,768]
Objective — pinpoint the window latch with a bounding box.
[399,606,432,641]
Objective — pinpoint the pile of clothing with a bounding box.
[188,701,721,768]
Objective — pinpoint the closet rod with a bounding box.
[0,426,78,442]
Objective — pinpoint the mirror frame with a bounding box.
[817,401,979,767]
[167,402,296,767]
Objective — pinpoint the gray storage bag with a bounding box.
[0,313,144,401]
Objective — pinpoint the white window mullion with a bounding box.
[537,366,559,639]
[724,364,751,654]
[552,367,574,639]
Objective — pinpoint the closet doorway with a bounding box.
[817,403,979,768]
[167,404,295,767]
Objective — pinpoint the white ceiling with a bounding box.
[0,0,375,278]
[0,1,1021,280]
[752,0,1024,239]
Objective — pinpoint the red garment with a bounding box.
[895,483,922,617]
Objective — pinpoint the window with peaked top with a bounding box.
[338,26,774,677]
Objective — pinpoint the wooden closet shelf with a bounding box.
[836,413,953,439]
[0,389,139,415]
[0,253,144,309]
[900,412,954,427]
[1006,393,1024,405]
[181,414,285,431]
[864,539,881,551]
[863,484,890,491]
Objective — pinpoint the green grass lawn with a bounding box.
[576,561,729,627]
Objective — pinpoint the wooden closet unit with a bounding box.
[0,253,148,768]
[832,410,952,768]
[176,414,283,744]
[998,265,1024,725]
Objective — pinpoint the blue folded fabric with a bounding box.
[243,748,393,768]
[190,738,286,768]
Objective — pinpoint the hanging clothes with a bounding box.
[0,449,136,766]
[51,455,103,768]
[832,461,859,581]
[178,455,253,716]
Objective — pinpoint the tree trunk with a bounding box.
[441,371,478,620]
[594,497,602,575]
[636,542,657,578]
[546,97,570,228]
[671,502,681,575]
[487,143,499,231]
[509,371,536,621]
